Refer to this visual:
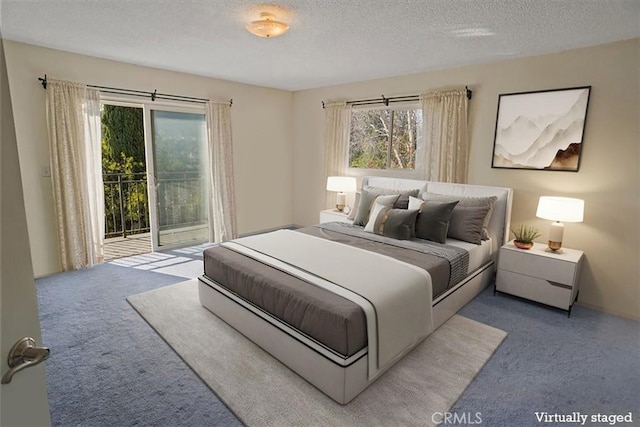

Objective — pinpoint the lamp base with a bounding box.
[546,222,564,253]
[335,192,346,212]
[546,240,563,253]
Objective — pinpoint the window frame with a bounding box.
[346,102,424,179]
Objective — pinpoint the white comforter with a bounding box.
[222,229,434,379]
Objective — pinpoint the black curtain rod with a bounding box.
[321,87,472,109]
[37,75,233,107]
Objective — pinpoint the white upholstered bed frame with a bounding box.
[198,177,513,404]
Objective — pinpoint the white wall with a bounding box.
[292,39,640,320]
[4,40,294,277]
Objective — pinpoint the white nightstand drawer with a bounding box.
[496,269,572,310]
[499,248,577,286]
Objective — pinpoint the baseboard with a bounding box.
[575,301,639,321]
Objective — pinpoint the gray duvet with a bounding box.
[202,223,469,358]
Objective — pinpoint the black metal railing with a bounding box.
[103,172,150,238]
[103,171,206,239]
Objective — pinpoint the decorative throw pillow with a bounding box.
[347,191,361,221]
[446,205,492,244]
[364,203,419,240]
[353,192,400,226]
[363,186,420,209]
[410,196,459,244]
[421,192,497,240]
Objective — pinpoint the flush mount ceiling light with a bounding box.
[246,11,290,38]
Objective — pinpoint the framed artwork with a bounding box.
[491,86,591,172]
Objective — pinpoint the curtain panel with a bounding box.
[420,89,469,183]
[205,101,238,243]
[323,101,352,207]
[45,79,104,270]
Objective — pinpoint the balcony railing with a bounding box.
[156,172,207,231]
[103,172,206,239]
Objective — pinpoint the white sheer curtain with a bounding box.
[205,101,237,243]
[323,101,352,207]
[420,89,469,183]
[45,79,104,270]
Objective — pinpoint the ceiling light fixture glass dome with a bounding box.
[246,12,289,38]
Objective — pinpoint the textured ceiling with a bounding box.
[2,0,639,91]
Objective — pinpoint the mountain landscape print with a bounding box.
[492,87,591,171]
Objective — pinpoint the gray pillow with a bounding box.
[363,186,420,209]
[353,192,400,226]
[421,192,497,240]
[413,200,459,244]
[447,205,491,244]
[364,205,419,240]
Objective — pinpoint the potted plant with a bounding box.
[509,224,541,249]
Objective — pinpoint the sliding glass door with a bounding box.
[146,108,209,250]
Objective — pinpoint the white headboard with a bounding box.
[361,176,513,254]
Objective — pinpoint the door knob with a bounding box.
[1,337,50,384]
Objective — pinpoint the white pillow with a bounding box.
[364,202,387,233]
[408,196,424,211]
[363,194,402,232]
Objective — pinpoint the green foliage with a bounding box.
[510,224,541,243]
[101,105,146,174]
[101,105,148,236]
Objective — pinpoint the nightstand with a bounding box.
[495,241,584,316]
[319,209,351,224]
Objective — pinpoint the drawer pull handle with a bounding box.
[547,280,571,290]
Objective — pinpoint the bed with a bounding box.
[198,177,513,404]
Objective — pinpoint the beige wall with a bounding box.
[4,40,294,277]
[5,38,638,319]
[292,39,640,319]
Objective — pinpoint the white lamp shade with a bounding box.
[536,196,584,223]
[326,176,357,193]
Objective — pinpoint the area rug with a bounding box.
[128,279,507,426]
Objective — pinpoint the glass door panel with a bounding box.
[150,110,208,248]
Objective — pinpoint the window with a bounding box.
[348,107,422,170]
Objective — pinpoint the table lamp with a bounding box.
[536,196,584,252]
[326,176,356,211]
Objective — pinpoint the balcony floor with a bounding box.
[104,234,152,260]
[104,225,208,260]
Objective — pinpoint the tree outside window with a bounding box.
[348,107,422,170]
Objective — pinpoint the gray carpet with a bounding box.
[128,279,507,426]
[36,245,640,426]
[35,248,241,427]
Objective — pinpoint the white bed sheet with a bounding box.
[445,237,493,274]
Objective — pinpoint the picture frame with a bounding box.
[491,86,591,172]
